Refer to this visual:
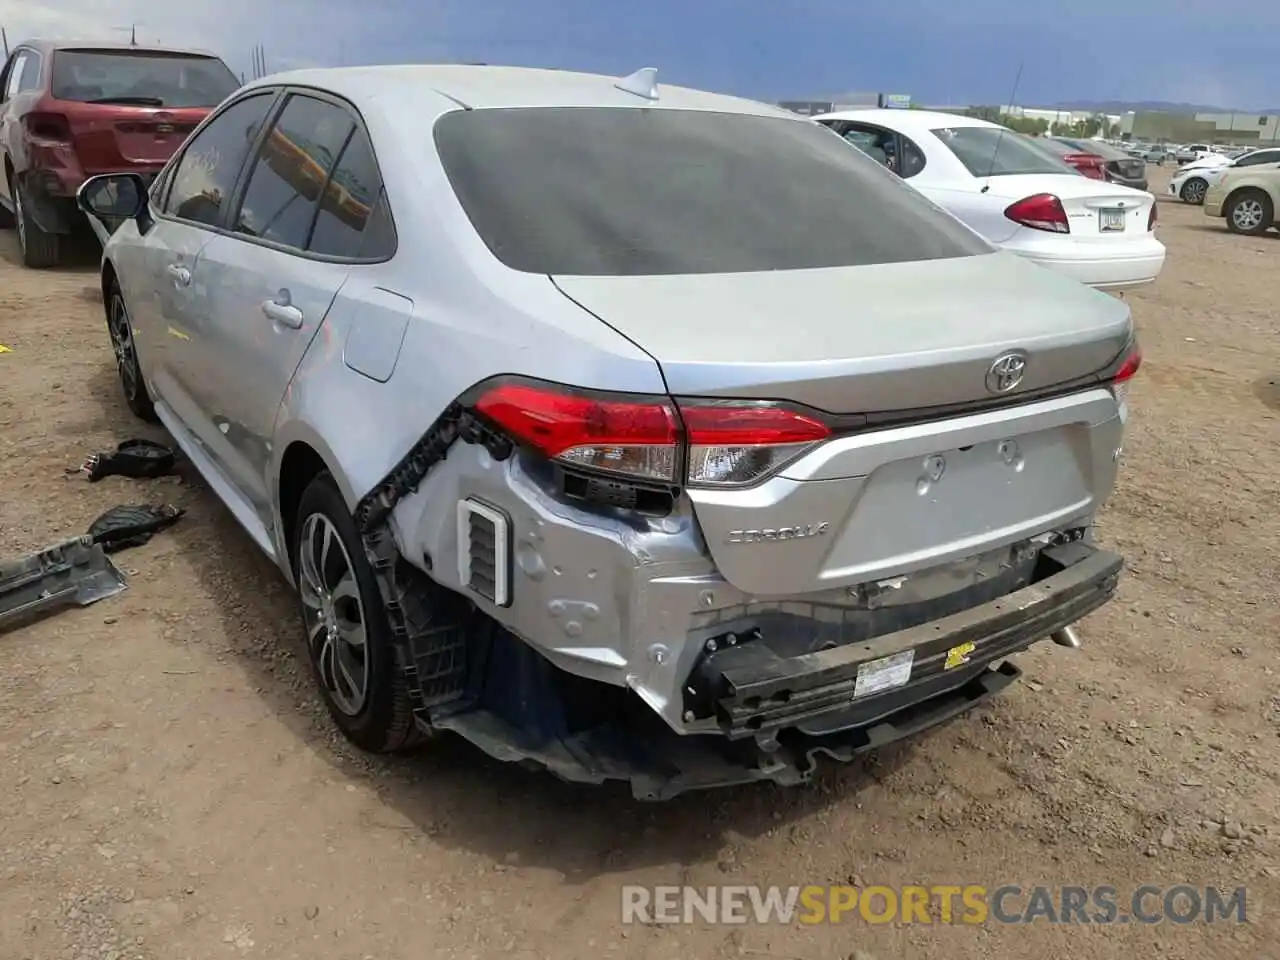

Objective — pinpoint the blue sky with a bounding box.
[4,0,1277,110]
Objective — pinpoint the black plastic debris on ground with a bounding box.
[70,438,177,482]
[88,504,185,553]
[0,537,127,634]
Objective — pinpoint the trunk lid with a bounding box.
[554,251,1132,597]
[553,249,1130,413]
[60,102,207,172]
[981,174,1154,239]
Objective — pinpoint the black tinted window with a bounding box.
[1236,149,1280,166]
[233,94,354,249]
[931,126,1076,177]
[307,128,395,258]
[51,49,238,107]
[167,93,274,226]
[433,108,990,276]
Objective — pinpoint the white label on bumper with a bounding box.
[853,650,914,699]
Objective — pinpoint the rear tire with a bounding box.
[1179,177,1208,205]
[1225,190,1273,236]
[105,281,158,422]
[293,472,425,754]
[12,178,61,268]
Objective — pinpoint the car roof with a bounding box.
[16,38,224,58]
[810,107,1003,133]
[242,64,798,117]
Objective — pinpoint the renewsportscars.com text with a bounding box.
[621,884,1248,925]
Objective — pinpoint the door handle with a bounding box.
[166,263,191,285]
[261,296,303,329]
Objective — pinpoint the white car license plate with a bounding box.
[853,649,914,699]
[1099,208,1126,232]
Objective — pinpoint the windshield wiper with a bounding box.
[86,96,165,106]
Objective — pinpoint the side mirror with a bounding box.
[76,173,148,221]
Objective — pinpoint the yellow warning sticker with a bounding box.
[944,641,976,670]
[0,344,11,353]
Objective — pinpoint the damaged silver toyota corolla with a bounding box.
[78,64,1137,800]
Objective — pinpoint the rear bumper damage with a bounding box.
[405,540,1122,800]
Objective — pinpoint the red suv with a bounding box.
[0,40,240,267]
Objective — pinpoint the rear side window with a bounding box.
[18,52,42,92]
[232,94,354,249]
[434,107,991,276]
[306,128,396,259]
[166,92,275,226]
[931,126,1077,177]
[51,49,239,108]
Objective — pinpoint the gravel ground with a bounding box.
[1,165,1277,960]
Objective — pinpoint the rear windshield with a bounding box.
[930,125,1077,177]
[432,107,992,276]
[52,50,239,108]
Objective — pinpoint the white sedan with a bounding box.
[813,109,1165,291]
[1169,147,1280,205]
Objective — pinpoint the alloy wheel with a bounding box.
[1183,179,1207,204]
[1231,198,1265,232]
[13,183,26,253]
[108,293,140,398]
[298,512,370,716]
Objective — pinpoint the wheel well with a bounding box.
[278,441,330,572]
[1224,185,1272,211]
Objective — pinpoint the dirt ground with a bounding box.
[1,165,1277,960]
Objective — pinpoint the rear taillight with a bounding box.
[1004,193,1070,233]
[1064,154,1106,180]
[1147,202,1157,231]
[472,381,831,488]
[24,112,72,145]
[1109,342,1142,406]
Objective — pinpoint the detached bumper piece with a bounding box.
[407,542,1122,801]
[0,537,127,635]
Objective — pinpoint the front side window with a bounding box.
[1236,149,1280,167]
[930,126,1078,177]
[434,107,992,276]
[51,49,239,108]
[166,92,275,227]
[3,52,28,100]
[18,52,42,92]
[232,94,354,249]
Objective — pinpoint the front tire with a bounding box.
[1179,177,1208,205]
[1225,190,1274,236]
[12,178,61,268]
[106,281,158,422]
[293,473,424,753]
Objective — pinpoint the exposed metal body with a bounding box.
[84,64,1135,796]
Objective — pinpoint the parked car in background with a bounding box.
[1049,136,1152,192]
[1169,147,1280,204]
[814,108,1165,291]
[76,64,1137,799]
[1126,142,1169,164]
[1174,143,1217,165]
[1036,136,1107,180]
[1204,160,1280,234]
[0,39,239,267]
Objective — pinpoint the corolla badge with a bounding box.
[985,351,1028,394]
[726,523,830,544]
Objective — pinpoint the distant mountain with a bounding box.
[1049,99,1280,115]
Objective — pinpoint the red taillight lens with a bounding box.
[1004,193,1070,234]
[680,401,830,487]
[474,382,679,482]
[1064,155,1106,180]
[24,112,71,145]
[1109,343,1141,405]
[1147,202,1157,230]
[472,382,832,488]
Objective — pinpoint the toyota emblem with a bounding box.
[985,351,1027,394]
